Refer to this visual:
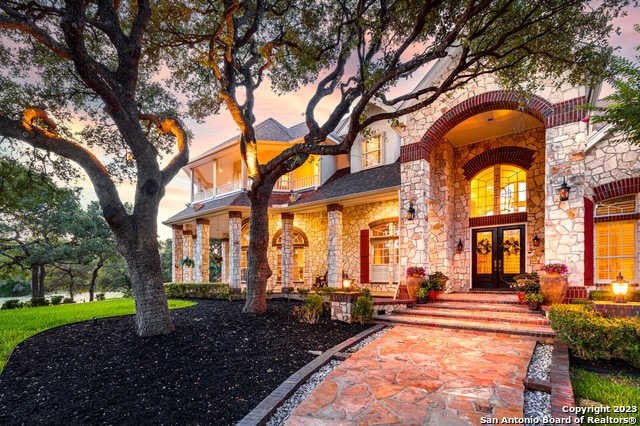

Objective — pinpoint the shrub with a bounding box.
[31,297,50,307]
[1,299,23,310]
[293,294,325,324]
[351,289,374,325]
[62,298,75,304]
[549,304,640,367]
[315,286,335,297]
[50,296,64,306]
[96,293,106,301]
[589,290,640,302]
[282,286,294,299]
[297,288,310,297]
[164,283,231,299]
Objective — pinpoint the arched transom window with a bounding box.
[471,165,527,217]
[274,228,308,283]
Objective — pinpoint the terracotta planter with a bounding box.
[428,290,438,302]
[406,276,422,301]
[539,274,568,305]
[517,292,526,304]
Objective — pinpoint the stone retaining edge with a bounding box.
[550,341,579,425]
[237,323,388,426]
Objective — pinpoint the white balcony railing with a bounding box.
[192,188,215,202]
[294,174,319,190]
[216,180,242,195]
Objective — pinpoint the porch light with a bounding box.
[406,201,415,220]
[456,239,464,253]
[612,273,629,304]
[342,278,351,290]
[532,234,540,247]
[558,177,571,201]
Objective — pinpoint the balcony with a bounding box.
[274,174,319,192]
[191,179,242,203]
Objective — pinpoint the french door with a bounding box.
[472,225,525,289]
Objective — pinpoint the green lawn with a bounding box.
[0,299,196,373]
[571,368,640,423]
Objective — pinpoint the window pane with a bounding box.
[470,167,494,217]
[499,165,526,214]
[362,135,382,167]
[595,221,636,282]
[595,195,636,216]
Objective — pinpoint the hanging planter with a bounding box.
[181,257,195,268]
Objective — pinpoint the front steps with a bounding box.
[376,292,555,339]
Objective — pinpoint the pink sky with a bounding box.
[80,12,640,240]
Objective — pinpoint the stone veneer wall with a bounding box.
[264,199,399,290]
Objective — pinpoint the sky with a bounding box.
[77,11,639,241]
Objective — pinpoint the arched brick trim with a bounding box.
[592,177,640,203]
[368,217,399,229]
[401,91,587,163]
[461,146,536,180]
[272,227,309,246]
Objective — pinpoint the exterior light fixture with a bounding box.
[342,278,351,290]
[612,272,629,304]
[532,234,540,247]
[406,201,415,220]
[456,239,464,253]
[558,177,571,201]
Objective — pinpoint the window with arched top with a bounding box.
[470,165,527,217]
[273,228,309,283]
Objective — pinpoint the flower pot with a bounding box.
[539,274,568,305]
[406,276,422,301]
[517,292,526,304]
[428,290,438,302]
[417,296,428,304]
[528,300,541,310]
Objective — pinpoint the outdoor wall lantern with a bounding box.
[532,234,540,247]
[342,278,351,290]
[612,273,629,304]
[558,177,571,201]
[406,201,416,220]
[456,239,464,253]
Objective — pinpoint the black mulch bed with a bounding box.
[0,299,373,426]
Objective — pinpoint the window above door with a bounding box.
[470,165,527,218]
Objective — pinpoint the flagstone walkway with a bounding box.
[285,325,537,425]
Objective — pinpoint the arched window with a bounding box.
[273,228,308,283]
[471,165,527,217]
[595,195,637,283]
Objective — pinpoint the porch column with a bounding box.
[545,122,587,287]
[171,225,183,282]
[399,159,430,275]
[182,230,193,282]
[221,237,229,284]
[228,211,243,291]
[281,213,294,289]
[327,204,343,288]
[194,219,210,283]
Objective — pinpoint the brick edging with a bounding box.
[550,341,579,425]
[237,323,388,426]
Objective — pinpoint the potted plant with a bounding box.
[539,263,569,305]
[522,292,544,310]
[509,273,539,304]
[405,266,426,301]
[425,272,448,301]
[415,287,429,304]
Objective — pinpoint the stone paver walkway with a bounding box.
[285,325,537,425]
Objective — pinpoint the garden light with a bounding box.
[611,272,628,303]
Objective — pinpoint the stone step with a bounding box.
[395,306,550,326]
[377,313,555,338]
[376,292,555,338]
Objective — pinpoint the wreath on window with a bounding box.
[475,239,492,255]
[502,238,520,256]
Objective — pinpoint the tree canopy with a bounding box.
[588,24,640,144]
[150,0,636,313]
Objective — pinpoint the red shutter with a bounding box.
[584,198,594,286]
[360,229,370,284]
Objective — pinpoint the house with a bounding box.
[164,55,640,299]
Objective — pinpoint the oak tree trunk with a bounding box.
[243,184,273,314]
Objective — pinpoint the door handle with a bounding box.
[493,260,497,271]
[498,260,502,271]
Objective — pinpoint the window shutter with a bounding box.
[360,229,370,284]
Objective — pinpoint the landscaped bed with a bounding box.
[0,299,372,425]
